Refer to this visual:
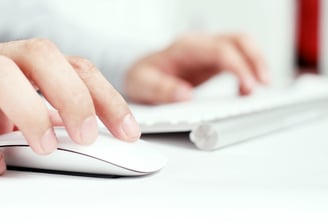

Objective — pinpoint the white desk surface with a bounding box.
[2,116,328,223]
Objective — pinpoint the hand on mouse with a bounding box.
[125,33,270,104]
[0,38,141,175]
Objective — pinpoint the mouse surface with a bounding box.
[0,128,167,177]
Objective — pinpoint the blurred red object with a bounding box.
[296,0,320,73]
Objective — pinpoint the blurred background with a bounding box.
[45,0,322,87]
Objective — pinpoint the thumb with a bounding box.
[125,66,193,104]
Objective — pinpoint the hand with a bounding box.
[125,33,270,104]
[0,38,141,175]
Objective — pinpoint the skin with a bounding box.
[0,33,269,175]
[125,33,270,104]
[0,38,141,175]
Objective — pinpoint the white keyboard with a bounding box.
[128,75,328,150]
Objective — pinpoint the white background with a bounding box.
[46,0,296,86]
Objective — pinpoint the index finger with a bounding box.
[0,39,98,145]
[68,56,141,142]
[227,33,270,84]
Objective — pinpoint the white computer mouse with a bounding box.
[0,127,167,177]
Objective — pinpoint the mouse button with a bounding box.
[3,146,141,176]
[0,131,27,146]
[86,138,167,173]
[54,128,167,173]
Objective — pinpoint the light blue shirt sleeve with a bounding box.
[0,0,149,94]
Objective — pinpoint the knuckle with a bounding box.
[178,35,194,44]
[69,57,98,80]
[234,32,254,46]
[215,44,235,66]
[0,55,16,70]
[172,34,197,49]
[23,38,58,55]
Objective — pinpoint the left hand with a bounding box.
[124,33,270,104]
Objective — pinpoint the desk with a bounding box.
[2,117,328,223]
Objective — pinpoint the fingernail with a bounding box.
[0,152,6,175]
[41,128,57,154]
[174,84,192,101]
[121,114,141,140]
[80,116,98,144]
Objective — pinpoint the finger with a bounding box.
[0,109,14,134]
[165,34,224,85]
[229,34,270,84]
[125,64,193,104]
[68,56,141,142]
[0,55,57,155]
[49,110,64,126]
[0,39,98,145]
[0,151,6,176]
[215,40,257,95]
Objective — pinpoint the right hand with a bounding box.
[0,38,141,175]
